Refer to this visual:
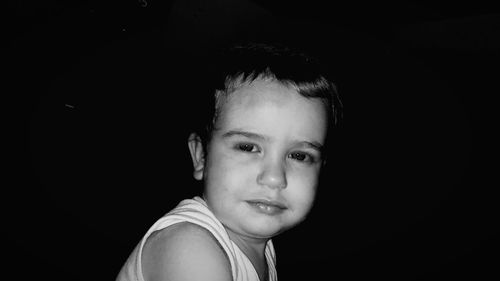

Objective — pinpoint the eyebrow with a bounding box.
[222,130,267,141]
[298,140,324,152]
[221,129,324,152]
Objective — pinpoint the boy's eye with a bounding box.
[289,152,314,162]
[237,143,259,153]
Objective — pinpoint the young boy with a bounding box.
[116,43,342,281]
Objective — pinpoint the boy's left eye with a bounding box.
[288,152,314,162]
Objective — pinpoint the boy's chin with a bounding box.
[243,222,292,239]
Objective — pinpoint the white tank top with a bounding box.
[116,196,278,281]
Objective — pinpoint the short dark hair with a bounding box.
[198,42,342,146]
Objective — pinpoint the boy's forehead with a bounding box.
[227,79,296,108]
[216,79,328,142]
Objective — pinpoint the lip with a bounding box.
[247,199,287,209]
[246,199,287,215]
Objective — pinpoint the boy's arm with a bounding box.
[141,222,233,281]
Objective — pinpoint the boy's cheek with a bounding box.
[213,151,262,171]
[287,171,320,197]
[289,164,321,181]
[207,155,258,183]
[210,145,247,163]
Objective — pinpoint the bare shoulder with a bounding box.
[141,222,232,281]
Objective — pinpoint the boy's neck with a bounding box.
[226,229,269,280]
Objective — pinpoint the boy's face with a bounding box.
[195,79,328,241]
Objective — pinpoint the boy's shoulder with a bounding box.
[141,221,232,281]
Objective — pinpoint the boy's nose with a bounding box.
[257,161,287,190]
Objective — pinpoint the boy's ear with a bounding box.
[187,133,206,181]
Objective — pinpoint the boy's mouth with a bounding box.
[246,199,287,215]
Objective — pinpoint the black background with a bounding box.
[6,0,499,280]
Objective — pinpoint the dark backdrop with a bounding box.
[6,1,499,280]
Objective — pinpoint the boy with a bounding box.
[116,43,342,281]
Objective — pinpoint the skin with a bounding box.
[142,222,233,281]
[189,78,328,280]
[141,78,329,281]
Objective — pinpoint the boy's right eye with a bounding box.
[236,143,259,153]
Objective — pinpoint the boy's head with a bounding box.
[188,42,341,241]
[196,43,342,148]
